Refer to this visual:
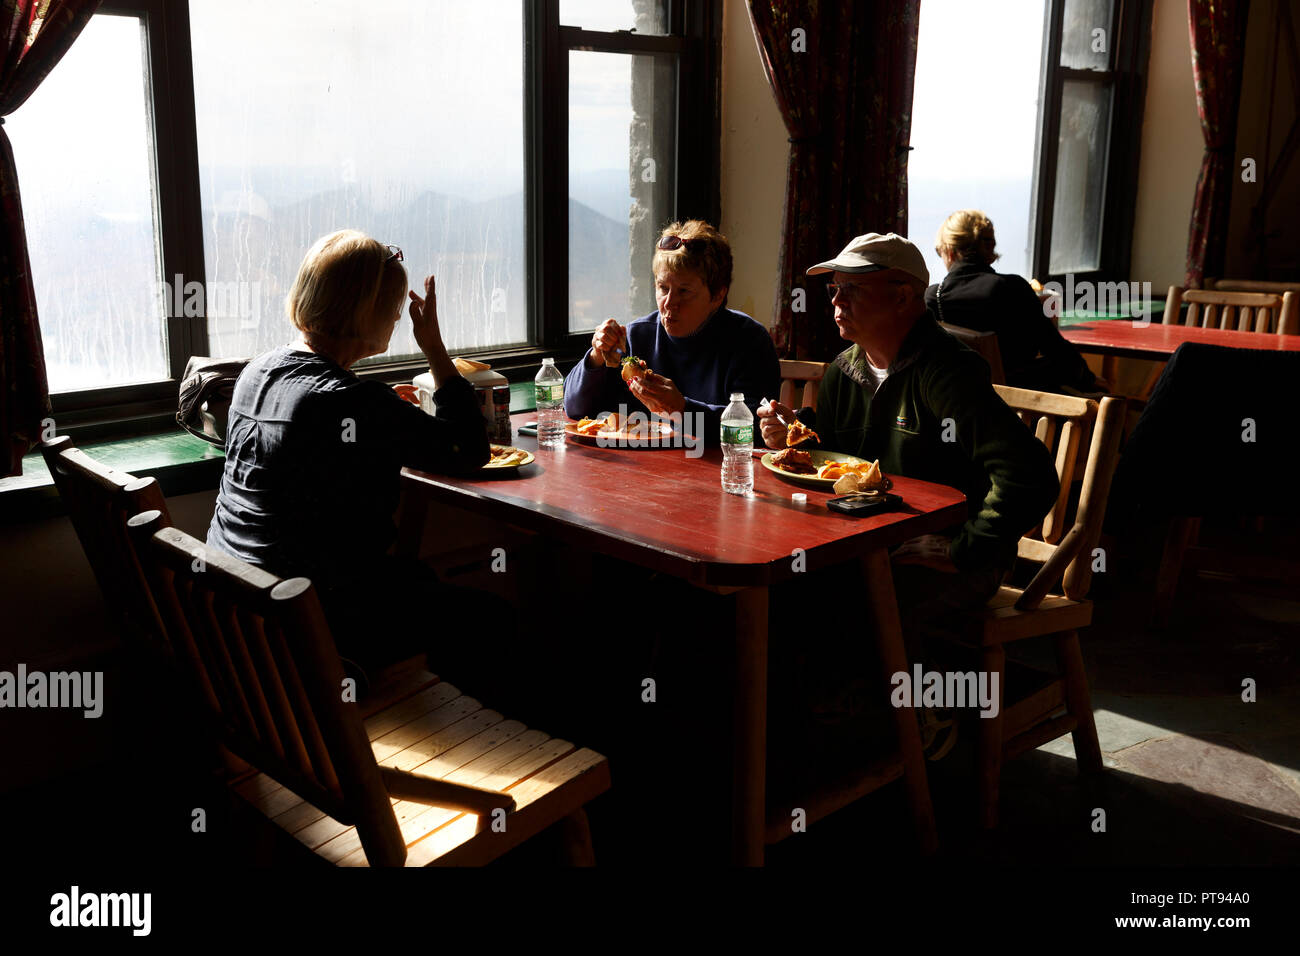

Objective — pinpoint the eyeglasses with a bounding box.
[384,244,404,263]
[826,281,866,302]
[826,277,911,302]
[656,235,705,251]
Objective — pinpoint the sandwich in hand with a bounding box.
[621,356,650,384]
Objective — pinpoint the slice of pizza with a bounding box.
[786,419,820,447]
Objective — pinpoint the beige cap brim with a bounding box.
[805,259,889,276]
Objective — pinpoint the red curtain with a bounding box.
[1184,0,1251,289]
[748,0,920,360]
[1,0,99,478]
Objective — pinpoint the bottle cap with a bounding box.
[730,392,744,402]
[542,357,555,365]
[791,493,807,505]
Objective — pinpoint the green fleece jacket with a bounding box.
[800,312,1060,572]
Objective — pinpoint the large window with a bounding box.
[910,0,1152,287]
[11,0,719,432]
[1029,0,1153,282]
[9,13,167,393]
[909,0,1048,283]
[189,0,526,361]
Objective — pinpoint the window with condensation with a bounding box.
[1029,0,1149,284]
[8,13,167,393]
[1045,0,1116,275]
[188,0,527,362]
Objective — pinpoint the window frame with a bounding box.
[1029,0,1153,285]
[38,0,722,439]
[45,0,205,435]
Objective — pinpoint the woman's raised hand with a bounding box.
[589,318,626,368]
[409,275,457,388]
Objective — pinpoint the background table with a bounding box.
[1063,321,1300,401]
[1062,321,1300,359]
[399,414,967,864]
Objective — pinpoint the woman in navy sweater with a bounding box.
[563,220,780,443]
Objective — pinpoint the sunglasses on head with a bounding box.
[384,244,403,263]
[656,235,705,251]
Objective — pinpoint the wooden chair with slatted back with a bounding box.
[40,435,172,655]
[778,360,827,411]
[127,509,610,866]
[1164,285,1297,336]
[939,322,1007,385]
[1206,277,1300,297]
[960,388,1126,829]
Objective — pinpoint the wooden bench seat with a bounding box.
[237,672,608,866]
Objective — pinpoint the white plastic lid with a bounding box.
[542,357,556,365]
[730,392,744,402]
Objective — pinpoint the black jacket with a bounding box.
[925,260,1097,393]
[207,346,489,591]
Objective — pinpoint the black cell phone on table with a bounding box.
[517,421,538,436]
[826,492,902,516]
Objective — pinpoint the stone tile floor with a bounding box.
[757,569,1300,868]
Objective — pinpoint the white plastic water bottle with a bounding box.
[720,392,754,495]
[535,358,566,448]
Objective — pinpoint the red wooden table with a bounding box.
[1062,321,1300,359]
[399,413,967,865]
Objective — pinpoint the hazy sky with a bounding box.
[911,0,1047,183]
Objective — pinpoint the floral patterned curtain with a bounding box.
[2,0,99,477]
[748,0,920,360]
[1184,0,1251,289]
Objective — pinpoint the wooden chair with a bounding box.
[960,388,1126,828]
[39,435,171,656]
[1164,285,1297,336]
[940,322,1007,385]
[1122,287,1300,404]
[778,359,827,410]
[127,510,610,866]
[1206,277,1300,300]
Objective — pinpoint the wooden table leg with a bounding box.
[732,586,769,866]
[860,549,939,854]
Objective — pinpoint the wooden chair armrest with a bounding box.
[1015,522,1089,610]
[379,767,516,815]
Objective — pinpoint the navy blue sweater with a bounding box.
[562,307,781,445]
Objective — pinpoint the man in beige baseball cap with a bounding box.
[761,230,1059,748]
